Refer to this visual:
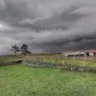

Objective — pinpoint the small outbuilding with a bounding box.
[62,51,85,56]
[84,50,96,56]
[62,50,96,57]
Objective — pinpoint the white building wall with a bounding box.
[89,52,94,56]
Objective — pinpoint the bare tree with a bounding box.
[11,45,20,55]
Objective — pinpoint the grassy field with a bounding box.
[0,55,23,63]
[0,65,96,96]
[24,55,96,68]
[0,54,96,68]
[39,59,96,68]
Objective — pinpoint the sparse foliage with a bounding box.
[11,44,31,56]
[21,44,29,55]
[11,45,20,55]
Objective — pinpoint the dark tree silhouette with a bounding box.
[11,45,20,55]
[21,44,29,55]
[26,51,31,55]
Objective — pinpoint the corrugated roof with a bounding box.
[62,50,96,54]
[84,50,96,52]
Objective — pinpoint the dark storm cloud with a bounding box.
[0,0,36,26]
[0,0,96,54]
[31,32,96,53]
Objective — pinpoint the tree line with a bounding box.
[11,44,31,55]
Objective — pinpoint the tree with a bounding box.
[21,44,28,55]
[26,51,31,55]
[11,45,20,55]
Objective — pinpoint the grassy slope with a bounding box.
[0,55,23,63]
[0,65,96,96]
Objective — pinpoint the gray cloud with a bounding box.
[0,0,96,54]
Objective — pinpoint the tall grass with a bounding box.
[0,55,23,63]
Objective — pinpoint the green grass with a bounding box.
[39,59,96,68]
[24,54,96,68]
[0,65,96,96]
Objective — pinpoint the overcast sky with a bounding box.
[0,0,96,54]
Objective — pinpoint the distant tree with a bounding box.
[26,51,31,55]
[11,45,20,55]
[21,44,29,55]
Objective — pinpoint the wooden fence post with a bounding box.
[63,60,64,65]
[52,60,54,64]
